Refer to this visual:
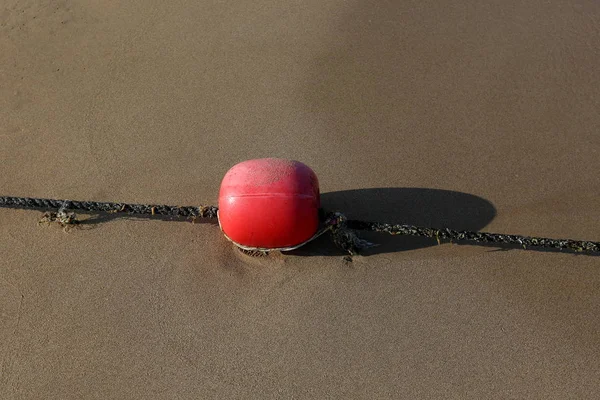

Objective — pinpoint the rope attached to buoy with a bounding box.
[0,196,218,219]
[1,195,598,255]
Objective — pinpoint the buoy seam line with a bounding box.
[0,195,598,255]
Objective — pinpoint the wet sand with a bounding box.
[1,0,599,398]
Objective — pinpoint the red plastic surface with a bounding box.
[218,158,320,249]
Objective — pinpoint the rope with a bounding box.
[1,195,598,255]
[343,216,600,255]
[0,196,218,219]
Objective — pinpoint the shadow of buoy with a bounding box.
[288,187,496,256]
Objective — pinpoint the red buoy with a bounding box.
[218,158,320,250]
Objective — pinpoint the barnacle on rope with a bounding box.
[38,210,79,232]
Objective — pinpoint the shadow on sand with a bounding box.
[288,187,496,257]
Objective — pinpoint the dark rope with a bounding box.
[321,212,600,255]
[343,217,600,255]
[0,196,218,219]
[1,195,598,255]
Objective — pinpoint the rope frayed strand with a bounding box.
[1,195,598,255]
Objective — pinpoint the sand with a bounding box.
[1,0,599,398]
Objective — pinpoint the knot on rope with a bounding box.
[325,212,378,255]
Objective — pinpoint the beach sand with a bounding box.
[1,0,599,398]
